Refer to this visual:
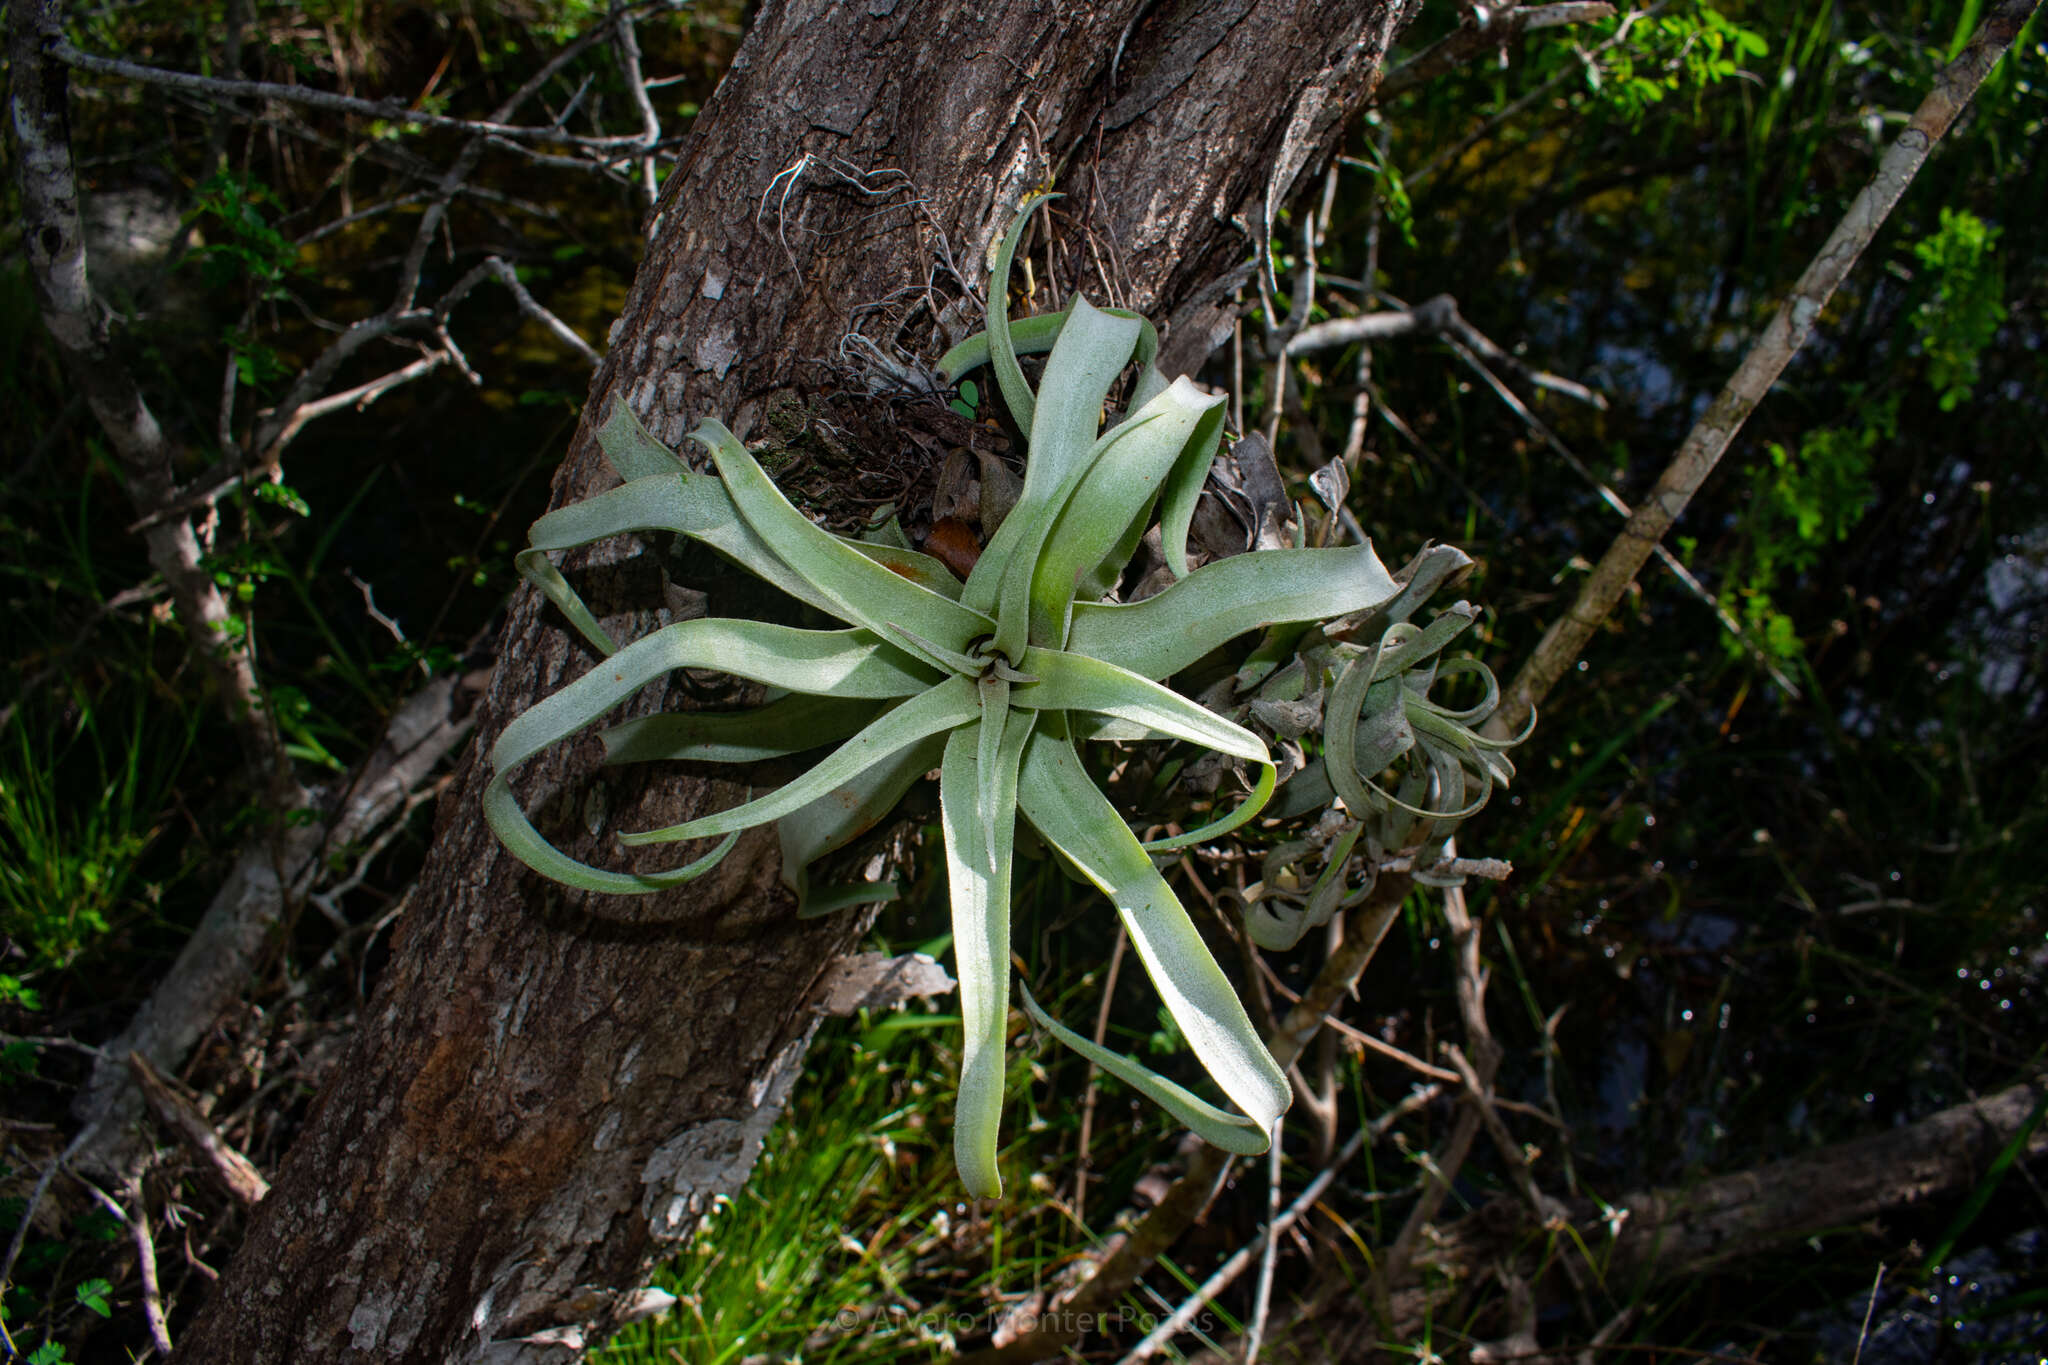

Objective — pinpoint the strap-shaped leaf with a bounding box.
[517,472,841,655]
[985,192,1055,434]
[1013,647,1269,764]
[691,419,993,670]
[935,309,1069,385]
[618,675,979,846]
[1139,761,1276,854]
[600,693,888,765]
[992,410,1160,660]
[1016,982,1271,1155]
[965,295,1144,629]
[484,619,936,891]
[1027,376,1225,646]
[937,307,1163,391]
[1065,543,1401,681]
[595,397,689,481]
[497,621,936,775]
[781,732,948,918]
[941,710,1035,1197]
[1016,731,1289,1135]
[482,779,739,896]
[479,626,929,892]
[1322,633,1392,820]
[846,541,966,600]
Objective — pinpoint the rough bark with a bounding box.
[174,1,1419,1359]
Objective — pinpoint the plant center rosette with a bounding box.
[485,197,1515,1196]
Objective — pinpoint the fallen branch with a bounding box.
[128,1053,271,1208]
[1245,1076,2048,1356]
[70,670,480,1172]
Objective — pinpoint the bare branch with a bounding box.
[1488,0,2042,739]
[48,22,665,146]
[1117,1088,1440,1363]
[1373,2,1618,105]
[129,1052,271,1207]
[437,256,603,365]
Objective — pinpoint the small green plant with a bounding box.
[488,196,1513,1194]
[1911,207,2007,411]
[0,682,196,975]
[1584,1,1769,126]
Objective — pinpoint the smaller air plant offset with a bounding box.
[485,194,1522,1196]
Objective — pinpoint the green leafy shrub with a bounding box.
[1912,207,2007,411]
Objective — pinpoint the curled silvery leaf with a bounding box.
[485,193,1421,1196]
[1237,601,1529,950]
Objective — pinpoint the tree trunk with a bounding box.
[175,1,1418,1359]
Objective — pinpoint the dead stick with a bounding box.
[128,1052,270,1207]
[1487,0,2041,740]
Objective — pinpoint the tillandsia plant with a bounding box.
[484,195,1516,1196]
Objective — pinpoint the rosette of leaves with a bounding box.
[485,198,1416,1196]
[1232,595,1528,952]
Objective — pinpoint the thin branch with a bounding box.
[437,256,603,365]
[1406,3,1664,190]
[1428,319,1800,695]
[1372,3,1618,106]
[129,1052,270,1206]
[1116,1088,1441,1364]
[48,23,664,146]
[1245,1130,1283,1365]
[1489,0,2042,739]
[611,0,663,207]
[1074,925,1128,1226]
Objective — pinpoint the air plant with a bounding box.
[484,195,1511,1196]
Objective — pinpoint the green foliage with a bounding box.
[71,1278,112,1318]
[188,172,301,294]
[0,681,198,976]
[1911,207,2008,411]
[1718,393,1891,665]
[1584,2,1769,125]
